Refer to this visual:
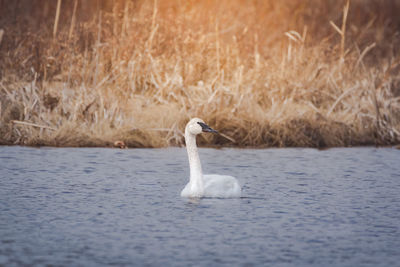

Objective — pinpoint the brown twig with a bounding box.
[0,29,4,45]
[68,0,78,41]
[11,120,57,131]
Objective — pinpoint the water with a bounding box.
[0,146,400,266]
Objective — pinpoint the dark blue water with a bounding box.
[0,146,399,266]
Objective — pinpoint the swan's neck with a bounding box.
[185,131,204,194]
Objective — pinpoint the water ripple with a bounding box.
[0,146,399,266]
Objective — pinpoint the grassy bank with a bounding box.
[1,0,400,148]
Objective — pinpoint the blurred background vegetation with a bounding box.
[0,0,399,147]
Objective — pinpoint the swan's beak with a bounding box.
[198,122,218,134]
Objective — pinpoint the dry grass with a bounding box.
[1,0,400,148]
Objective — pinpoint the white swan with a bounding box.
[181,118,241,198]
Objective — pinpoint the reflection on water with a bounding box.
[0,146,400,266]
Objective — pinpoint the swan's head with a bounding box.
[185,118,218,135]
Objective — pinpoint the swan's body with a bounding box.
[181,174,241,198]
[181,118,241,198]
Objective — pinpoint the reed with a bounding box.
[53,0,62,38]
[0,0,399,148]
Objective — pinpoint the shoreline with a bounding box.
[1,119,399,149]
[1,143,399,150]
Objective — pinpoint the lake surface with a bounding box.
[0,146,400,266]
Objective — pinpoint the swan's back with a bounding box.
[203,174,241,198]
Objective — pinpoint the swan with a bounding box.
[181,118,241,198]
